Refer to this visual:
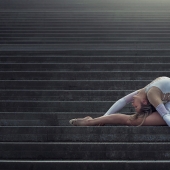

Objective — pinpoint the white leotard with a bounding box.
[145,76,170,93]
[145,76,170,103]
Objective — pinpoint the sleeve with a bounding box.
[103,90,138,116]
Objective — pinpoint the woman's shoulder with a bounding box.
[146,86,162,97]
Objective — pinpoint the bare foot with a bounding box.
[69,116,93,126]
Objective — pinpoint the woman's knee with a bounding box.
[117,114,131,125]
[126,118,133,126]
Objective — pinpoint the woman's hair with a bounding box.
[130,103,156,126]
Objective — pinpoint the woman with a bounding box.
[69,76,170,126]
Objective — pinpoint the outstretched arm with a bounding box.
[104,90,139,116]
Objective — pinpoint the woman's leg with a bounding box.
[131,112,166,126]
[70,113,132,126]
[69,112,167,126]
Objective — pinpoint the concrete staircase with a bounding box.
[0,0,170,169]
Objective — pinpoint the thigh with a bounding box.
[129,112,167,126]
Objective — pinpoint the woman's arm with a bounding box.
[104,90,139,116]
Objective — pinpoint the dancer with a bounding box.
[69,76,170,126]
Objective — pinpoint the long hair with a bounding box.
[130,104,156,126]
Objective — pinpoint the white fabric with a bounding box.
[156,103,169,117]
[163,114,170,127]
[156,102,170,127]
[104,91,138,116]
[165,102,170,112]
[164,102,170,127]
[145,76,170,94]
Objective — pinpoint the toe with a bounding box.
[69,119,77,126]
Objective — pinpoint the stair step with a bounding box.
[2,29,170,33]
[0,160,170,170]
[1,11,170,16]
[3,40,170,44]
[1,18,170,22]
[0,112,103,126]
[2,33,170,37]
[0,90,132,101]
[1,63,170,71]
[2,40,170,44]
[0,80,152,90]
[2,112,144,126]
[2,27,170,32]
[0,71,168,80]
[0,126,169,142]
[0,142,170,160]
[0,101,133,112]
[0,55,170,63]
[1,21,170,25]
[1,44,170,52]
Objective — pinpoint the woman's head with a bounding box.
[131,93,149,113]
[130,91,156,126]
